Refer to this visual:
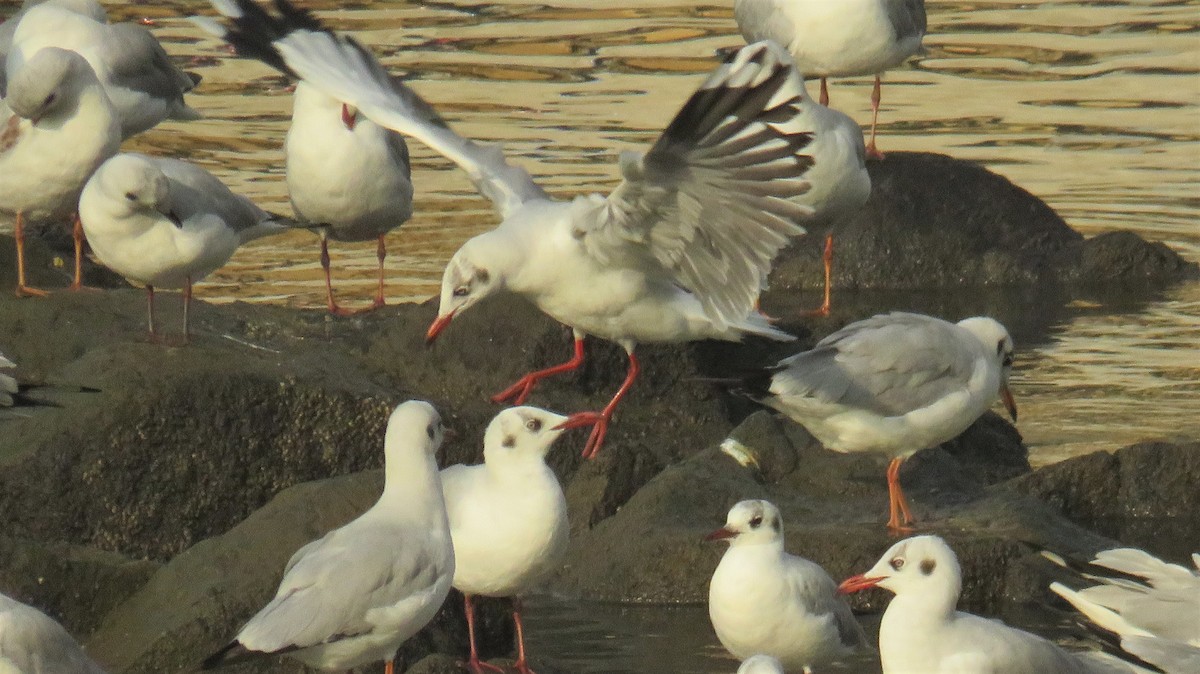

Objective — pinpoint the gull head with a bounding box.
[838,535,962,603]
[384,400,447,462]
[483,406,570,466]
[91,154,179,225]
[705,499,784,548]
[6,47,98,125]
[957,316,1017,422]
[427,239,503,344]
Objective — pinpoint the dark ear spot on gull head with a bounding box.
[502,435,515,448]
[920,558,936,575]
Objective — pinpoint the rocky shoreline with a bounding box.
[0,153,1196,673]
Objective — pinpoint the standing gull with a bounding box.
[0,46,120,297]
[0,0,108,94]
[6,0,199,138]
[740,312,1017,530]
[199,0,815,459]
[79,152,288,342]
[1050,548,1200,673]
[0,591,107,673]
[838,535,1143,673]
[734,0,926,157]
[707,500,867,672]
[441,406,571,674]
[202,400,456,673]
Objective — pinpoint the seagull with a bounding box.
[6,0,199,138]
[195,0,816,459]
[707,500,868,672]
[737,654,785,674]
[1,1,108,93]
[733,0,926,158]
[0,591,107,673]
[0,352,16,407]
[1050,548,1200,674]
[78,152,289,342]
[739,312,1017,531]
[0,45,120,297]
[838,535,1144,674]
[202,400,456,673]
[440,406,571,674]
[285,81,414,315]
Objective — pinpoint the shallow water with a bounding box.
[4,1,1198,671]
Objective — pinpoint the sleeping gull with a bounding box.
[0,591,107,673]
[1050,547,1200,673]
[737,654,785,674]
[0,1,108,94]
[838,535,1144,673]
[6,0,199,138]
[0,46,120,297]
[734,0,926,157]
[201,400,456,673]
[739,311,1017,530]
[707,500,868,672]
[0,351,16,407]
[197,0,815,458]
[79,152,289,342]
[440,406,571,673]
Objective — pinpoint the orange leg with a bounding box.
[819,77,830,106]
[385,661,395,674]
[512,597,536,674]
[13,212,49,297]
[67,213,95,291]
[557,350,640,459]
[801,233,833,317]
[866,75,885,160]
[463,594,505,674]
[886,457,914,532]
[492,336,585,405]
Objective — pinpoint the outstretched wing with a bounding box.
[577,41,813,331]
[196,0,545,219]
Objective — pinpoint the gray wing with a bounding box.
[1079,549,1200,645]
[105,23,195,101]
[771,312,977,416]
[782,556,869,650]
[1121,635,1200,674]
[887,0,927,41]
[578,41,813,332]
[142,155,272,235]
[196,0,545,219]
[0,594,107,674]
[235,521,447,653]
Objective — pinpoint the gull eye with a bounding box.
[525,418,542,432]
[125,192,137,201]
[890,557,905,571]
[748,515,763,528]
[452,286,469,298]
[426,424,435,440]
[1002,354,1013,368]
[43,92,56,107]
[996,339,1005,356]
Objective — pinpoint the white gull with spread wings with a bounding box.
[200,0,816,459]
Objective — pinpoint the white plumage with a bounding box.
[0,592,107,674]
[0,352,16,407]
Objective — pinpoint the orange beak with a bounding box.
[425,311,455,345]
[703,527,736,542]
[341,103,357,130]
[837,573,885,595]
[1000,384,1017,423]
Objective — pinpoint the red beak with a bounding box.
[425,311,455,345]
[704,527,736,542]
[1000,385,1018,423]
[837,573,885,595]
[341,103,357,130]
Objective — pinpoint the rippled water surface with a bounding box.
[6,1,1198,671]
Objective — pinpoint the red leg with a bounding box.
[372,234,387,310]
[886,457,914,533]
[512,597,536,674]
[492,336,585,405]
[463,595,504,674]
[819,77,830,107]
[385,661,394,674]
[801,234,833,317]
[14,212,49,297]
[320,233,352,317]
[866,75,885,160]
[557,350,640,460]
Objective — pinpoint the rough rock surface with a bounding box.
[769,152,1197,293]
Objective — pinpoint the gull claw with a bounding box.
[556,411,610,459]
